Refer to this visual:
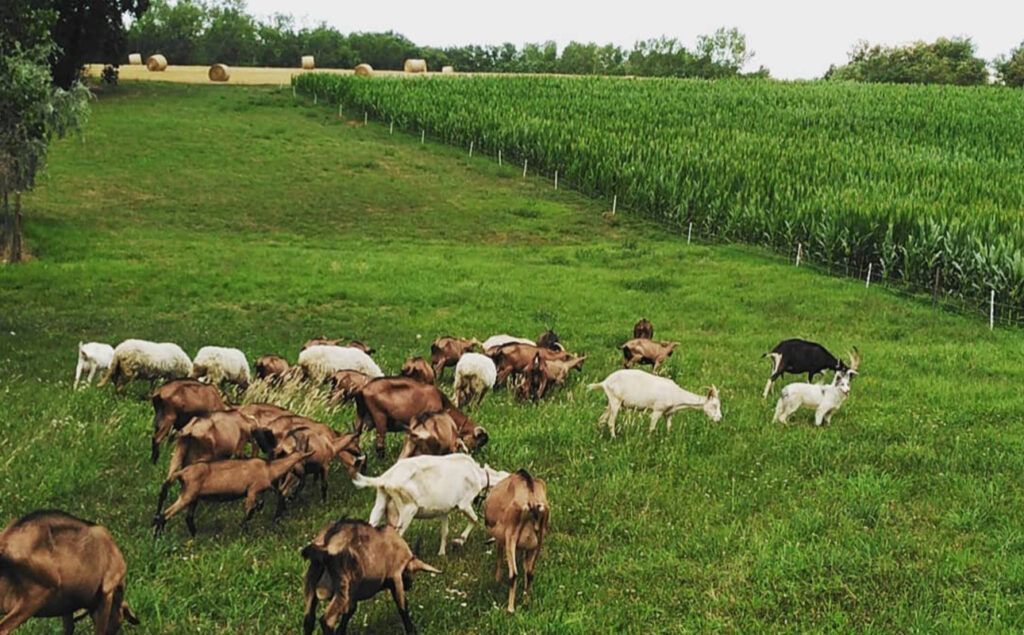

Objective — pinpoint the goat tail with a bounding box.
[351,472,381,490]
[96,356,120,388]
[586,382,604,392]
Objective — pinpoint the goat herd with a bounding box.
[0,320,861,634]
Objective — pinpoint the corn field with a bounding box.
[294,74,1024,316]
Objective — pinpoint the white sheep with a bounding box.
[453,352,496,409]
[97,339,193,394]
[191,346,251,389]
[587,369,722,437]
[297,345,383,382]
[481,334,535,352]
[74,342,114,389]
[772,350,859,426]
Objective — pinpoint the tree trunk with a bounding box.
[10,191,23,263]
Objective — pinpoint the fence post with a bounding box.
[687,222,693,244]
[421,130,425,144]
[469,140,473,157]
[796,243,802,267]
[523,159,528,179]
[313,93,317,105]
[338,104,342,118]
[498,149,502,166]
[390,121,394,135]
[292,85,296,97]
[363,112,367,126]
[612,195,617,216]
[932,268,942,306]
[990,290,995,330]
[866,263,872,288]
[554,171,558,189]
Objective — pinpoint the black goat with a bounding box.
[762,339,849,398]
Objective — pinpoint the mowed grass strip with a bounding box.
[1,82,1023,632]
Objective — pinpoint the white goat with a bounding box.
[587,369,722,437]
[191,346,251,389]
[353,454,510,556]
[453,352,497,409]
[74,342,114,389]
[297,345,383,381]
[97,339,193,393]
[772,350,860,426]
[481,334,535,351]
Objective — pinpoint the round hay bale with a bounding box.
[301,55,315,70]
[354,63,373,77]
[403,58,427,73]
[128,53,142,65]
[146,54,167,71]
[208,63,230,82]
[441,65,455,74]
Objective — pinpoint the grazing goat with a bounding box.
[166,410,258,478]
[588,369,722,437]
[327,370,371,405]
[301,518,439,635]
[275,428,365,502]
[633,318,654,340]
[481,334,534,352]
[484,470,550,614]
[150,379,225,463]
[453,352,496,409]
[190,346,250,390]
[353,454,509,556]
[621,338,679,373]
[519,353,586,401]
[302,338,376,356]
[535,328,564,351]
[0,510,138,634]
[237,403,293,427]
[773,350,860,426]
[400,357,436,385]
[297,345,383,382]
[429,336,480,380]
[489,343,572,388]
[97,339,192,394]
[252,414,338,457]
[254,354,290,382]
[543,354,586,385]
[354,377,488,458]
[397,411,462,459]
[153,451,311,537]
[762,338,849,399]
[74,342,114,389]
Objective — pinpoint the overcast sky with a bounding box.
[241,0,1023,79]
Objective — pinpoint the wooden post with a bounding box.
[796,243,802,267]
[866,263,872,288]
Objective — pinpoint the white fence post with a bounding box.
[313,93,317,105]
[796,243,802,267]
[421,130,425,144]
[523,160,528,179]
[498,149,502,166]
[612,195,617,216]
[990,289,995,330]
[554,171,558,189]
[390,121,394,134]
[687,222,693,244]
[469,140,473,157]
[866,263,872,288]
[292,85,296,97]
[363,112,367,125]
[338,104,342,117]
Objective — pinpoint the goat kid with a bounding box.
[762,338,849,399]
[772,350,860,426]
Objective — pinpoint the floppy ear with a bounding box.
[412,427,433,441]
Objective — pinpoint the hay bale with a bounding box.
[354,63,373,77]
[403,58,427,73]
[128,53,142,65]
[301,55,315,70]
[441,65,455,74]
[146,54,167,71]
[208,63,230,82]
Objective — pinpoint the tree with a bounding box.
[202,0,260,66]
[994,42,1024,87]
[695,27,753,74]
[825,37,987,85]
[48,0,150,88]
[125,0,205,65]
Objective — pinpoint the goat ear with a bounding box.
[407,558,441,574]
[412,427,432,440]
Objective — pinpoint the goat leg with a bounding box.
[185,501,199,537]
[273,487,287,519]
[389,576,416,634]
[0,588,53,634]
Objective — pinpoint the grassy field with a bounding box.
[2,82,1024,632]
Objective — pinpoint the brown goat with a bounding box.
[429,336,480,380]
[535,328,563,351]
[354,377,488,458]
[484,470,550,614]
[0,510,139,634]
[544,355,587,385]
[517,353,550,402]
[301,518,439,635]
[399,357,436,385]
[254,355,290,382]
[621,339,680,372]
[150,379,226,464]
[166,410,258,479]
[252,415,338,456]
[327,370,371,405]
[275,428,365,502]
[153,452,310,537]
[633,318,654,340]
[490,343,572,388]
[237,403,293,427]
[397,411,462,459]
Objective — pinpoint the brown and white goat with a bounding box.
[326,370,371,405]
[354,377,488,458]
[166,410,258,479]
[400,357,436,385]
[397,411,463,459]
[621,338,680,373]
[484,470,550,614]
[150,379,226,463]
[254,355,290,382]
[0,510,139,634]
[153,452,310,537]
[301,519,439,635]
[274,428,365,501]
[429,336,480,380]
[633,318,654,340]
[489,343,572,388]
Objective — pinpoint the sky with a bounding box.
[241,0,1024,79]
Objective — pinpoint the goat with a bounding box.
[97,339,192,394]
[773,350,860,426]
[149,379,225,463]
[621,338,679,373]
[326,370,371,405]
[633,318,653,340]
[297,345,383,382]
[517,352,550,402]
[166,410,258,479]
[397,411,462,459]
[354,377,488,459]
[542,354,586,385]
[353,454,509,556]
[0,510,138,634]
[301,338,376,356]
[237,403,293,427]
[480,334,534,351]
[190,346,250,391]
[254,354,290,382]
[399,357,436,385]
[484,470,550,613]
[489,343,572,388]
[301,518,439,635]
[429,336,480,380]
[762,338,849,398]
[251,414,338,457]
[74,342,114,389]
[153,451,311,537]
[588,369,722,437]
[274,428,365,502]
[453,352,496,409]
[535,328,564,351]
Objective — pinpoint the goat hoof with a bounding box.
[451,539,465,549]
